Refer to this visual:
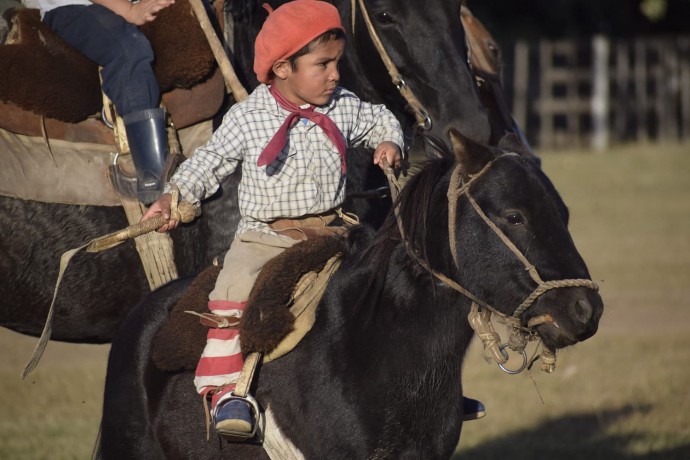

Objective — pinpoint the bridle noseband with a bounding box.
[383,155,599,374]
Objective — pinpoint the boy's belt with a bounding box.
[268,210,346,241]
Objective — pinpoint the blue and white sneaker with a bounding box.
[463,397,486,421]
[215,399,253,435]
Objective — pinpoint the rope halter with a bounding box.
[383,154,599,374]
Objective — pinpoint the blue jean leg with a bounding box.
[43,4,159,115]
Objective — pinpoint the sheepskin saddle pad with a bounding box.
[152,235,344,372]
[0,1,217,123]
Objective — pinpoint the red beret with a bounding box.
[254,0,345,84]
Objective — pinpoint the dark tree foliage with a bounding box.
[467,0,690,41]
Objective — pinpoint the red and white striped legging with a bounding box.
[194,231,296,408]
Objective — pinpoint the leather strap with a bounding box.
[233,352,262,398]
[268,211,348,241]
[186,311,241,329]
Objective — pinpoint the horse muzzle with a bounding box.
[528,286,604,350]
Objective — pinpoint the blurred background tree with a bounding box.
[467,0,690,41]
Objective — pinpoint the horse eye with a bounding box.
[506,212,525,226]
[486,41,500,58]
[375,12,395,25]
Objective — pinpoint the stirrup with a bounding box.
[212,393,263,443]
[107,153,138,199]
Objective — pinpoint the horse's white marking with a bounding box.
[262,407,305,460]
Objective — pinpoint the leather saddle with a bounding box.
[0,1,225,145]
[152,235,345,373]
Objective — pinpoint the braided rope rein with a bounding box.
[22,186,195,378]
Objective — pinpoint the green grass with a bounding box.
[548,143,690,292]
[457,333,690,459]
[1,142,689,459]
[0,332,108,460]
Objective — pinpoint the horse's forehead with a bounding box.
[406,1,459,28]
[484,157,569,220]
[483,156,545,197]
[362,0,461,29]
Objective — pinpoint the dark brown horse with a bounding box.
[98,130,602,458]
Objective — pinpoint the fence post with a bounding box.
[611,41,632,143]
[508,34,688,148]
[634,39,649,142]
[513,40,530,134]
[537,40,553,148]
[591,35,610,151]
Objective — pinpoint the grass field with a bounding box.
[1,142,689,459]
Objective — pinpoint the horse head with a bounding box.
[340,0,491,157]
[444,129,603,357]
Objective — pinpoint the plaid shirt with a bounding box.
[168,84,403,237]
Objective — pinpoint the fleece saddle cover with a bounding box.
[152,235,344,372]
[0,1,218,123]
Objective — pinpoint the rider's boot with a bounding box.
[215,397,254,435]
[122,107,169,204]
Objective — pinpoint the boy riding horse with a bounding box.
[143,0,484,439]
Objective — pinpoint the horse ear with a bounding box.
[448,128,495,175]
[497,132,542,167]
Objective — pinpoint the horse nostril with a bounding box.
[574,299,594,324]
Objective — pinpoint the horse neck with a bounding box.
[320,239,475,393]
[225,1,267,91]
[291,242,474,451]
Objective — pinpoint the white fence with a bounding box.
[509,35,690,150]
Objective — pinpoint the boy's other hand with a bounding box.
[373,141,402,170]
[128,0,175,25]
[141,193,179,233]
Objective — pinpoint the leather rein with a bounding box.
[382,155,599,374]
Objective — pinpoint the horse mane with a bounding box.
[347,157,456,315]
[377,158,455,258]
